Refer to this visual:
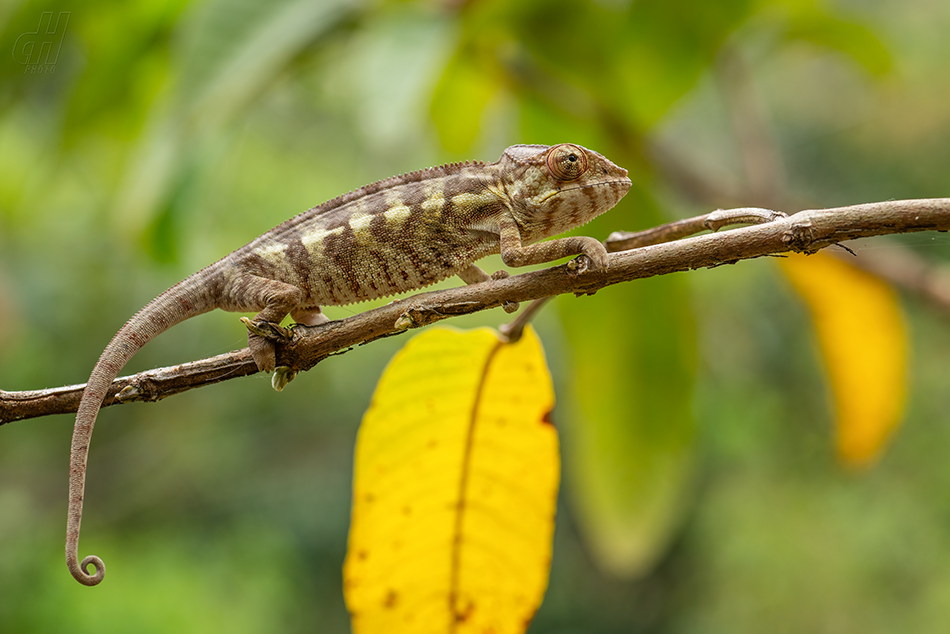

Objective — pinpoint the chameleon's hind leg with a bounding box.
[232,276,304,372]
[458,264,520,314]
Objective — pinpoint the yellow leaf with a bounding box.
[344,327,559,634]
[780,252,908,468]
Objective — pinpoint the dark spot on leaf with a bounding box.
[358,550,369,561]
[455,600,475,622]
[541,409,555,426]
[384,589,398,609]
[402,505,412,515]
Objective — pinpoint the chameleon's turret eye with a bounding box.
[546,144,588,181]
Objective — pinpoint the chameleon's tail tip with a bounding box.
[70,554,105,586]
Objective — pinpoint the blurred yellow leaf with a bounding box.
[344,326,559,634]
[780,252,908,468]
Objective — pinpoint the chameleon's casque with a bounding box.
[66,143,631,586]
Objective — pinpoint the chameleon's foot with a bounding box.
[489,271,520,313]
[241,317,292,373]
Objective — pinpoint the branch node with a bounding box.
[394,313,413,331]
[115,385,140,402]
[271,367,297,392]
[782,221,817,252]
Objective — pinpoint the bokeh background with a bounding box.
[2,0,950,632]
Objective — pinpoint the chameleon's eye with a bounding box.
[546,144,589,181]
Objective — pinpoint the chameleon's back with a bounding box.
[230,162,510,306]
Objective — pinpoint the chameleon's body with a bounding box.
[67,143,631,586]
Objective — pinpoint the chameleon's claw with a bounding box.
[240,316,293,341]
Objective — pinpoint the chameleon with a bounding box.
[66,142,632,586]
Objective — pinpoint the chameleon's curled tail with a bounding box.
[67,274,218,586]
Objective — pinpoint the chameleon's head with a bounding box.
[499,143,632,243]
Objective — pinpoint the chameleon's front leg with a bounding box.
[498,216,609,271]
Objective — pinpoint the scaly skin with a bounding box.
[66,143,631,585]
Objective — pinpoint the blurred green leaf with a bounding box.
[506,0,755,128]
[782,8,892,76]
[115,0,361,249]
[430,45,502,153]
[7,525,302,634]
[332,6,451,152]
[177,0,359,127]
[559,268,697,578]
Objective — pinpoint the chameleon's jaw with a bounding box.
[514,174,631,244]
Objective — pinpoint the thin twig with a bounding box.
[499,297,553,343]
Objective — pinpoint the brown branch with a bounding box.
[2,198,948,425]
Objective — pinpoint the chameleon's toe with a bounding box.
[240,316,293,341]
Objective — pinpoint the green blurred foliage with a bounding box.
[1,0,950,632]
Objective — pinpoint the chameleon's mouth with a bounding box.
[537,178,633,203]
